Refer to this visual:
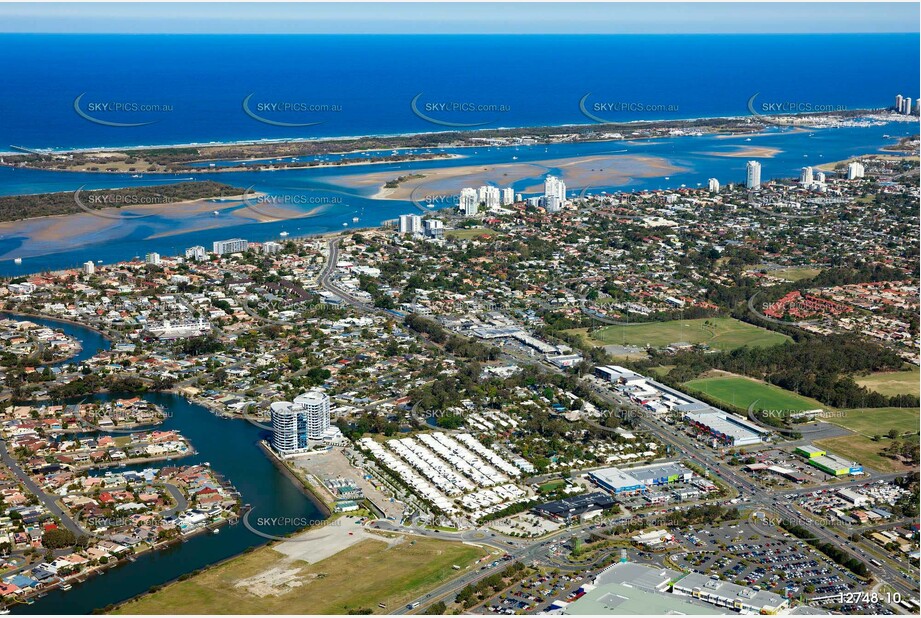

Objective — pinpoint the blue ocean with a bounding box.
[0,34,918,274]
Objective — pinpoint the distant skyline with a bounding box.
[0,2,918,34]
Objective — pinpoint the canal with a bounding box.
[3,318,326,614]
[0,312,111,367]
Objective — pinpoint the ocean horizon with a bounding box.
[1,33,917,151]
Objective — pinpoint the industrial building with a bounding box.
[795,445,863,476]
[556,562,722,615]
[533,492,616,522]
[588,462,694,495]
[684,410,767,446]
[562,583,722,615]
[794,445,826,459]
[672,572,789,614]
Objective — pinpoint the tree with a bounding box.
[42,527,76,549]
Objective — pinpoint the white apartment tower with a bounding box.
[707,178,720,193]
[847,161,865,180]
[398,213,423,234]
[501,187,515,206]
[800,166,813,185]
[746,161,762,190]
[544,175,567,202]
[424,219,444,239]
[82,261,95,275]
[270,390,332,455]
[460,188,479,216]
[262,241,283,255]
[145,252,161,266]
[212,238,249,255]
[478,185,501,209]
[185,246,207,261]
[293,391,331,440]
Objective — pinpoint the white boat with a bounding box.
[13,258,21,265]
[342,222,348,227]
[212,528,220,535]
[59,583,72,591]
[352,217,359,223]
[745,138,752,141]
[279,231,289,237]
[213,211,220,216]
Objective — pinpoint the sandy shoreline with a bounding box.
[325,153,689,202]
[0,194,262,245]
[698,146,783,158]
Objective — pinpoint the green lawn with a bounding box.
[114,537,485,615]
[829,407,921,438]
[816,434,918,473]
[590,317,790,351]
[855,367,920,398]
[683,375,824,413]
[770,267,821,282]
[445,228,499,240]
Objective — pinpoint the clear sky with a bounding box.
[0,2,917,34]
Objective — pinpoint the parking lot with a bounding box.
[670,522,859,601]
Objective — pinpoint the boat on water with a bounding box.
[212,528,220,534]
[279,231,289,237]
[59,583,72,591]
[352,217,359,223]
[13,258,21,265]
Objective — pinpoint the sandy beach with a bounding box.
[325,153,689,202]
[698,146,783,158]
[0,193,277,261]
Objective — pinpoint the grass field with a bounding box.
[445,228,499,240]
[815,434,917,474]
[113,537,485,615]
[683,375,824,413]
[770,267,821,282]
[855,367,920,398]
[588,318,790,351]
[828,407,921,438]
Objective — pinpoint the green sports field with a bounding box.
[855,367,920,398]
[590,317,790,351]
[829,407,920,437]
[683,375,824,413]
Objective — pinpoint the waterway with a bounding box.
[0,312,110,367]
[4,318,326,614]
[0,120,915,276]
